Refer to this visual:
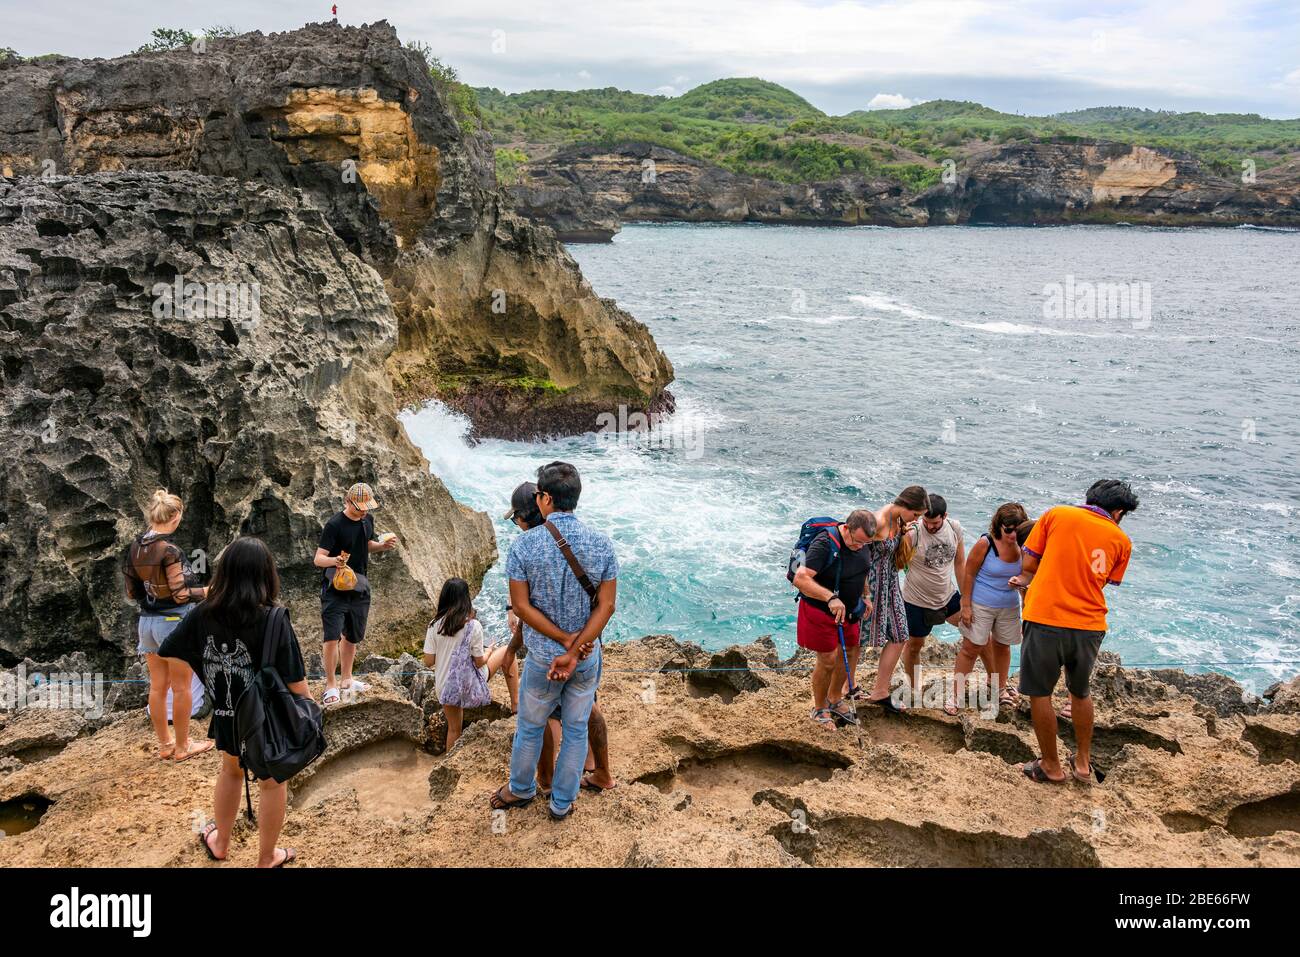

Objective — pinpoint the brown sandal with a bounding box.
[175,740,215,761]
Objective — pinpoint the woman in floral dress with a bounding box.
[853,485,931,712]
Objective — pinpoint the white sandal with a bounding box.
[322,687,341,704]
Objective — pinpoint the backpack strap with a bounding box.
[241,605,285,825]
[261,605,285,667]
[544,521,599,609]
[826,528,845,595]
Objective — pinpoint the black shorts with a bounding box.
[904,591,961,638]
[1017,620,1105,698]
[321,590,371,644]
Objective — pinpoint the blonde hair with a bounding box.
[146,489,183,527]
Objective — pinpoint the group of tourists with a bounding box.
[791,479,1138,785]
[121,462,620,864]
[122,465,1136,866]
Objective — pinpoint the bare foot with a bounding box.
[580,771,617,791]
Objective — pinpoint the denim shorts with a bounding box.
[138,604,193,655]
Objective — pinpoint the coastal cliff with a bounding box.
[0,22,676,667]
[2,637,1297,867]
[508,141,1300,240]
[0,173,494,668]
[0,21,674,436]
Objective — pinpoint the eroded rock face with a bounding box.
[0,21,674,437]
[509,140,1300,238]
[508,142,920,240]
[0,172,493,666]
[1,635,1296,867]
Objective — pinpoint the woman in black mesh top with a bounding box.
[123,489,212,761]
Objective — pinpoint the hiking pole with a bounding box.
[836,622,865,747]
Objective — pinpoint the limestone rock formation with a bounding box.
[0,172,493,667]
[508,142,920,240]
[917,141,1300,225]
[0,21,674,437]
[2,635,1296,867]
[509,141,1300,239]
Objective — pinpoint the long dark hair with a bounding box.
[433,577,474,637]
[204,537,280,630]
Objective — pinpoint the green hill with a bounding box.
[474,77,1300,188]
[660,78,824,124]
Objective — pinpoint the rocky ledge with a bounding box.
[2,636,1297,867]
[509,141,1300,241]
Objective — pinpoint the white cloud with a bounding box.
[577,69,592,80]
[4,0,1299,116]
[654,85,677,95]
[865,92,915,110]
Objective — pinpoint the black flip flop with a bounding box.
[1022,759,1066,784]
[271,848,297,868]
[489,785,535,810]
[867,694,907,716]
[548,803,575,821]
[580,774,617,792]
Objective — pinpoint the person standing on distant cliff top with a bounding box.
[313,483,397,705]
[490,461,618,821]
[1015,480,1137,785]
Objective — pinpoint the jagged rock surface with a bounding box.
[0,21,674,436]
[1,636,1296,867]
[509,141,1300,240]
[0,172,493,666]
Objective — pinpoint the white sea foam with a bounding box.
[399,396,782,642]
[849,293,1136,338]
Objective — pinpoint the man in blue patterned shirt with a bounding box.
[489,461,618,820]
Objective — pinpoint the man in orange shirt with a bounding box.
[1010,480,1138,784]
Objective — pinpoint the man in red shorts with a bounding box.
[792,509,876,728]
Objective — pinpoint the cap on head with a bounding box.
[504,481,539,521]
[345,482,379,511]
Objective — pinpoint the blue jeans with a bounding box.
[508,644,602,815]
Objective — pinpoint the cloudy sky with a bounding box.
[8,0,1300,117]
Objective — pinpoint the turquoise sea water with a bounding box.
[401,222,1300,693]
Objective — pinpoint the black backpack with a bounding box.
[233,606,326,821]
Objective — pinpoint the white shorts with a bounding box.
[960,603,1021,646]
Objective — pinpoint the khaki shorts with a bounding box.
[959,603,1021,646]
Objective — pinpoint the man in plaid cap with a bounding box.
[312,482,398,703]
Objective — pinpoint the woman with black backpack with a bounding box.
[160,536,311,867]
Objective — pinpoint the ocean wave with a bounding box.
[849,292,1136,338]
[1234,224,1300,233]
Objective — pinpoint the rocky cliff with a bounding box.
[0,173,494,669]
[0,21,674,436]
[2,637,1297,867]
[509,141,1300,240]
